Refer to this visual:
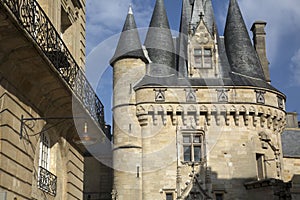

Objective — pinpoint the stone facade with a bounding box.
[111,0,294,199]
[0,0,111,199]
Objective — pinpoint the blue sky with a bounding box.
[85,0,300,125]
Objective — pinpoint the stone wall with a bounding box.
[0,78,85,199]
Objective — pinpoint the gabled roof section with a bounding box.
[110,5,147,66]
[144,0,175,76]
[224,0,266,80]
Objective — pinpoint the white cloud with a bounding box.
[86,0,153,54]
[290,49,300,86]
[214,0,300,69]
[238,0,300,65]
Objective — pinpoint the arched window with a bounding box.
[39,132,50,170]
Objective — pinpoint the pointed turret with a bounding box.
[177,0,193,76]
[110,5,147,66]
[191,0,204,27]
[224,0,265,80]
[144,0,175,76]
[203,0,216,35]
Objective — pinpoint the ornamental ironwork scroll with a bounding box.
[0,0,105,129]
[38,166,57,196]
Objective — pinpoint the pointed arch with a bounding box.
[200,105,208,112]
[148,105,155,114]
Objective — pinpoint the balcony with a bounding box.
[38,166,57,196]
[0,0,105,130]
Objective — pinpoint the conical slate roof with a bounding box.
[203,0,216,35]
[224,0,265,80]
[191,0,204,26]
[110,6,147,66]
[144,0,175,76]
[177,0,193,77]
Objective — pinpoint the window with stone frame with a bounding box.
[183,133,203,162]
[166,193,173,200]
[194,48,212,69]
[256,153,265,180]
[39,132,50,170]
[215,193,224,200]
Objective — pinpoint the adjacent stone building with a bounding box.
[110,0,295,199]
[282,113,300,199]
[0,0,111,199]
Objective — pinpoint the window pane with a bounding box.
[194,146,201,162]
[194,56,202,64]
[194,49,202,55]
[193,135,201,143]
[183,136,190,143]
[204,49,212,56]
[166,193,173,200]
[203,56,212,68]
[216,193,223,200]
[184,146,191,161]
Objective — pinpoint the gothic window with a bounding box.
[194,48,212,69]
[39,132,50,170]
[183,133,203,162]
[256,153,265,180]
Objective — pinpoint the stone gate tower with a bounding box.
[110,0,288,199]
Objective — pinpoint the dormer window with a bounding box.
[194,48,212,69]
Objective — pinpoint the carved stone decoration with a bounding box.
[225,111,230,126]
[154,89,166,102]
[216,89,229,102]
[185,89,197,102]
[195,31,209,44]
[255,90,266,104]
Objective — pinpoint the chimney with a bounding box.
[251,21,271,83]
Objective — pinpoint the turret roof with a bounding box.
[224,0,266,80]
[144,0,175,76]
[110,5,147,66]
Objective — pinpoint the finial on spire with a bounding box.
[128,4,133,15]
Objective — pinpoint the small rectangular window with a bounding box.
[216,193,224,200]
[256,153,265,180]
[166,193,173,200]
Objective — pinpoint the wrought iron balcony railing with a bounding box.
[38,166,57,196]
[0,0,105,129]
